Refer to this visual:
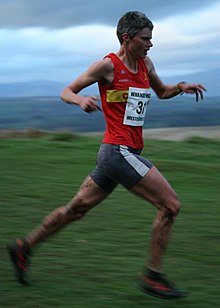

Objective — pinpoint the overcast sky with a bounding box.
[1,0,220,84]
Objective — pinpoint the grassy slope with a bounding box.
[1,133,220,307]
[1,96,220,132]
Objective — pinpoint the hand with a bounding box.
[179,83,207,102]
[79,96,102,113]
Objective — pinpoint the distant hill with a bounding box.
[162,68,220,97]
[0,80,98,97]
[0,96,220,132]
[0,80,66,97]
[0,68,219,97]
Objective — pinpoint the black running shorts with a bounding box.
[90,144,153,193]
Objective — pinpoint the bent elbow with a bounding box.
[158,94,167,100]
[156,92,166,100]
[60,87,69,103]
[153,87,167,100]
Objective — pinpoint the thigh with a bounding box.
[67,175,110,210]
[131,166,178,209]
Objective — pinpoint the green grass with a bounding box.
[1,133,220,307]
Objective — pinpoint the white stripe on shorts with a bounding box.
[119,145,149,177]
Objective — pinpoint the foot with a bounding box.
[139,271,187,299]
[7,239,32,286]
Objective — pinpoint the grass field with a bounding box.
[1,132,220,307]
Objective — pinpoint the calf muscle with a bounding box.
[131,166,180,271]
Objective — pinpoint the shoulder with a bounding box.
[87,56,115,86]
[88,57,114,78]
[101,57,114,72]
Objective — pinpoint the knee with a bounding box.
[172,195,181,216]
[164,194,181,219]
[42,201,89,228]
[65,198,91,221]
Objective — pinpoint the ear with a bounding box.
[122,33,129,42]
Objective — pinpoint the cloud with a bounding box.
[0,0,219,28]
[150,2,220,76]
[1,1,220,83]
[0,25,118,82]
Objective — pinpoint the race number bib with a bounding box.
[123,87,151,126]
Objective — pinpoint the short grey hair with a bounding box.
[116,11,154,44]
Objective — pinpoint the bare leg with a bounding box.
[131,166,180,272]
[26,176,109,248]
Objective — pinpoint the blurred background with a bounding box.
[1,1,220,307]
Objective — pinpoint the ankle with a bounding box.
[23,238,32,253]
[145,268,163,280]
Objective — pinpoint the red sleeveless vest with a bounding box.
[98,53,151,149]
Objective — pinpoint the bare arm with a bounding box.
[60,58,113,113]
[145,57,206,101]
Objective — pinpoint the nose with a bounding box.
[149,40,153,48]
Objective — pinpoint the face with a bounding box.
[127,27,153,58]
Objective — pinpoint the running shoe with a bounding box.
[7,239,31,286]
[139,272,187,299]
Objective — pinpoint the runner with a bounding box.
[8,11,206,299]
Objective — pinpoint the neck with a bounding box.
[116,47,139,73]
